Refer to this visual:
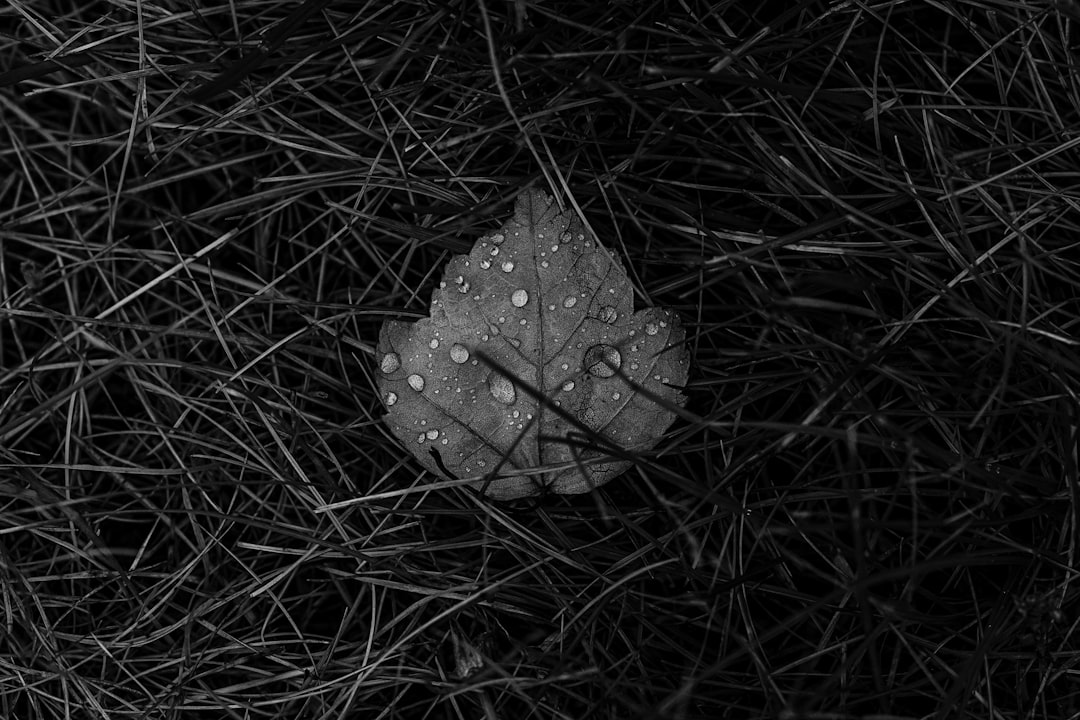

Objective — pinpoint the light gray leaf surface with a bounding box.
[376,189,689,499]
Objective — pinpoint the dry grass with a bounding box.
[1,1,1079,718]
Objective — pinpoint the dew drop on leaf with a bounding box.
[429,338,439,349]
[375,189,689,499]
[380,353,401,374]
[584,344,622,378]
[488,374,516,404]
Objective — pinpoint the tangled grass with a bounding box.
[1,1,1078,718]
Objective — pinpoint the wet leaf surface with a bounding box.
[376,189,689,499]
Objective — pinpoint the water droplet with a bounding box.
[563,296,577,308]
[429,338,439,349]
[562,381,575,392]
[454,275,463,284]
[645,322,659,336]
[585,344,622,378]
[511,289,529,307]
[489,374,516,404]
[480,259,491,269]
[450,344,469,364]
[612,392,621,401]
[598,306,618,323]
[490,233,505,245]
[380,352,401,374]
[426,429,439,441]
[540,260,549,268]
[501,261,514,273]
[407,374,426,391]
[560,231,572,243]
[385,391,398,406]
[551,244,559,252]
[458,281,470,293]
[417,433,426,444]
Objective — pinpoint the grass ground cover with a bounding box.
[1,1,1079,718]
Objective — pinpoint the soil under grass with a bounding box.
[1,1,1078,718]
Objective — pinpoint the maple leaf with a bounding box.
[376,189,689,499]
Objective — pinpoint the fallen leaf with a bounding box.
[376,189,689,499]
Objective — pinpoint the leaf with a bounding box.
[376,189,689,499]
